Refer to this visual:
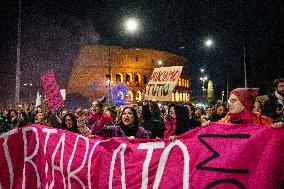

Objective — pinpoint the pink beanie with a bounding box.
[230,88,259,112]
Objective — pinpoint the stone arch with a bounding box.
[125,73,132,84]
[128,91,134,102]
[116,73,123,84]
[136,91,142,102]
[134,74,141,84]
[143,75,148,84]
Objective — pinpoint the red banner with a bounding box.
[0,123,283,188]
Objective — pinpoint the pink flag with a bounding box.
[41,70,64,112]
[0,123,283,188]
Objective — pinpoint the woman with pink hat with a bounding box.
[203,88,283,128]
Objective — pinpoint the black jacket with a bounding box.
[262,93,284,122]
[141,104,165,138]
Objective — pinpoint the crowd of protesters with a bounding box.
[1,78,283,140]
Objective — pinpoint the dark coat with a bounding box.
[141,104,165,138]
[262,93,284,122]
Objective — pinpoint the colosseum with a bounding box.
[66,45,191,107]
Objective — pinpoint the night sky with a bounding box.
[0,0,283,106]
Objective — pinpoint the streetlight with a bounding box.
[15,0,22,106]
[204,39,213,48]
[125,18,139,34]
[200,76,208,91]
[157,60,163,65]
[23,83,33,104]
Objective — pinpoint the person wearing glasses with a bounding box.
[202,88,282,128]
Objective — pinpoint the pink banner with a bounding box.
[0,123,283,189]
[41,70,64,112]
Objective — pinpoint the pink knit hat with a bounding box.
[230,88,259,112]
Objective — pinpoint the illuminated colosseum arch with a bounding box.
[116,73,123,84]
[178,78,182,86]
[125,73,133,84]
[136,91,142,101]
[134,74,141,84]
[128,91,134,102]
[143,75,148,84]
[175,92,180,101]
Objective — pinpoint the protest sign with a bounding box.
[41,70,64,112]
[144,66,183,101]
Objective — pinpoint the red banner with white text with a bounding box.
[0,123,283,189]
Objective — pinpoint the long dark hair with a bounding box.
[149,101,164,122]
[118,107,139,136]
[17,110,31,127]
[168,103,190,135]
[61,113,80,133]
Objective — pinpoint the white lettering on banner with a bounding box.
[22,127,41,189]
[2,128,18,189]
[49,134,66,189]
[109,143,127,189]
[153,140,190,189]
[138,142,165,189]
[42,128,57,154]
[87,139,110,189]
[67,135,89,189]
[42,128,57,189]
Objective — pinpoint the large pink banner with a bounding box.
[0,123,283,189]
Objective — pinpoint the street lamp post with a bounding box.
[200,76,208,92]
[243,45,247,88]
[15,0,22,106]
[23,83,33,104]
[107,48,112,106]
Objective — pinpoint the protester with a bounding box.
[203,106,213,121]
[7,109,18,128]
[164,103,190,140]
[202,88,282,127]
[89,96,105,132]
[262,78,284,123]
[210,103,227,122]
[194,106,206,123]
[252,100,262,114]
[98,106,149,140]
[184,103,201,129]
[103,106,117,122]
[0,115,11,135]
[34,111,44,124]
[35,111,56,127]
[61,113,80,133]
[17,110,32,127]
[141,101,165,138]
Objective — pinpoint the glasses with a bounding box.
[228,99,239,104]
